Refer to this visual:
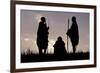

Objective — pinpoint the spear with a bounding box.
[67,18,69,53]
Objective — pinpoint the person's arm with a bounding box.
[66,29,70,35]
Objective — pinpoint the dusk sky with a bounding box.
[20,10,89,54]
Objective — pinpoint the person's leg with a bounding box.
[39,48,42,54]
[44,49,47,54]
[73,45,76,54]
[43,43,48,54]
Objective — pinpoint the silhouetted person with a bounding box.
[37,17,49,54]
[53,36,66,55]
[66,16,79,54]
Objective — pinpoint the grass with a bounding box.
[21,52,89,63]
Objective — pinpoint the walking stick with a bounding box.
[67,18,69,53]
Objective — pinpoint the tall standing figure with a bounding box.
[66,16,79,54]
[37,17,49,54]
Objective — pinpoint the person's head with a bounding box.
[72,16,76,22]
[57,36,62,41]
[41,17,46,22]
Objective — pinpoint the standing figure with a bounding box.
[53,36,66,55]
[66,16,79,54]
[37,17,49,54]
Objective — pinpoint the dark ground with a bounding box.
[21,52,89,63]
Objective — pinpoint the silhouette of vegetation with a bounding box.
[21,52,89,63]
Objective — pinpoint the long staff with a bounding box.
[67,18,69,52]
